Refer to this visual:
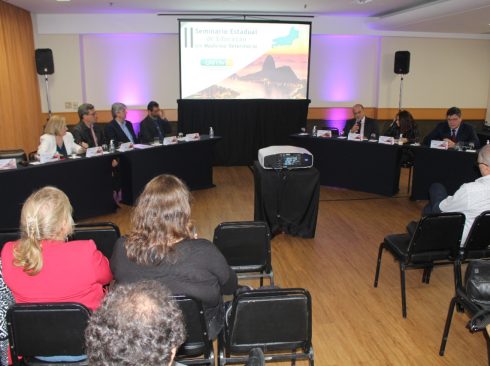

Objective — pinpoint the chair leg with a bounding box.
[260,272,264,287]
[373,243,385,287]
[308,348,314,366]
[269,271,275,286]
[439,296,458,356]
[407,166,412,194]
[400,263,407,318]
[452,261,464,313]
[425,265,433,284]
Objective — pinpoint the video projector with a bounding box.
[258,146,313,170]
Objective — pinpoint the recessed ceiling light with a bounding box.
[56,0,71,2]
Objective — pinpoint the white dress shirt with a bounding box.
[37,132,84,156]
[439,174,490,244]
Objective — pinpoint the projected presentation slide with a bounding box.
[179,20,311,100]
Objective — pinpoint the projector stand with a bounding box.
[43,73,52,119]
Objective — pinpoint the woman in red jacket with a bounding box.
[1,186,112,362]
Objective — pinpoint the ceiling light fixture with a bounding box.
[355,0,373,4]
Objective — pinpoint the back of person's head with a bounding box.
[478,145,490,167]
[147,100,159,111]
[78,103,95,120]
[111,102,126,118]
[85,281,186,366]
[44,115,66,136]
[126,174,193,265]
[15,186,74,275]
[446,106,462,118]
[397,110,415,133]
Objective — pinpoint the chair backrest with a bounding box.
[173,295,213,359]
[0,228,20,252]
[225,288,312,354]
[463,211,490,259]
[407,212,465,262]
[213,221,271,272]
[71,222,120,260]
[0,149,26,164]
[7,303,90,360]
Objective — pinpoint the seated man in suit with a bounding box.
[420,144,490,244]
[423,106,480,148]
[343,104,379,139]
[105,102,138,144]
[139,101,172,144]
[72,103,105,148]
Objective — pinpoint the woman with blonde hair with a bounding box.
[37,115,84,157]
[110,174,237,339]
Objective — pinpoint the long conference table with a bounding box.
[290,134,479,199]
[0,137,218,229]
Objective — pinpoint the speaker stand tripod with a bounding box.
[398,74,405,111]
[42,73,52,119]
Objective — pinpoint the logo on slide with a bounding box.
[272,27,299,48]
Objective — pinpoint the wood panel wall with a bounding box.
[0,0,42,153]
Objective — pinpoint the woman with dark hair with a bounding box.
[110,174,238,339]
[384,110,420,144]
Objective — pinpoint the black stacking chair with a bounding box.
[213,221,273,286]
[439,260,490,358]
[0,228,20,252]
[219,288,314,366]
[373,212,465,318]
[71,222,120,260]
[7,303,90,366]
[173,295,215,365]
[0,149,27,165]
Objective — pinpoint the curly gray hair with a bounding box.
[85,281,186,366]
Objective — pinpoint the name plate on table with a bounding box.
[164,136,178,145]
[118,142,133,152]
[378,136,395,145]
[316,130,332,138]
[430,140,449,150]
[185,133,200,142]
[133,144,152,150]
[347,133,362,141]
[39,153,59,164]
[0,158,16,170]
[85,146,104,157]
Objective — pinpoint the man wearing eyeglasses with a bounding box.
[73,103,105,148]
[423,107,480,149]
[422,144,490,243]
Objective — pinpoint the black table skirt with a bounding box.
[410,146,479,200]
[119,137,218,205]
[253,161,319,238]
[0,155,115,229]
[290,135,402,196]
[178,99,310,166]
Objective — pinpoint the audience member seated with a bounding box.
[105,102,139,144]
[383,110,420,144]
[343,104,379,139]
[139,100,172,144]
[421,144,490,243]
[1,186,112,362]
[85,281,186,366]
[110,174,238,339]
[37,115,84,158]
[423,106,480,148]
[72,103,105,148]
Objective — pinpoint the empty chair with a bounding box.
[219,288,314,366]
[213,221,273,286]
[173,295,215,365]
[71,222,120,260]
[7,302,90,366]
[373,212,465,318]
[0,149,26,165]
[0,228,19,252]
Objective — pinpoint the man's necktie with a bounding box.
[90,125,98,146]
[451,129,457,142]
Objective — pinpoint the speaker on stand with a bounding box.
[394,51,410,111]
[35,48,54,118]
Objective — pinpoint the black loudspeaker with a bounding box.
[394,51,410,74]
[35,49,54,75]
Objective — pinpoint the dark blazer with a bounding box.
[104,119,138,144]
[383,122,420,144]
[138,116,172,144]
[343,117,379,138]
[423,121,480,148]
[72,121,105,147]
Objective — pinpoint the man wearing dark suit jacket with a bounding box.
[105,102,138,144]
[423,106,480,148]
[72,103,105,148]
[343,104,379,139]
[139,101,172,144]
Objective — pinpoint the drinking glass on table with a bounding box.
[153,137,160,145]
[370,133,377,141]
[468,142,475,150]
[102,144,108,152]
